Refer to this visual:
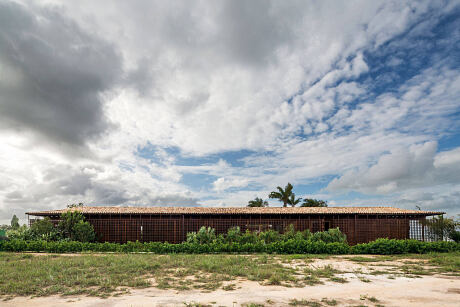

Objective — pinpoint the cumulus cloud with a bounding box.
[1,0,459,223]
[327,142,460,194]
[213,177,249,192]
[0,1,122,151]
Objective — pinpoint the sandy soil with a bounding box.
[3,257,459,307]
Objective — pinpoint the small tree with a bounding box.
[10,215,20,229]
[30,218,55,239]
[248,197,268,207]
[73,220,96,242]
[58,211,95,242]
[301,199,328,207]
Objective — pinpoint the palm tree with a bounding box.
[288,194,302,207]
[247,197,268,207]
[268,183,294,207]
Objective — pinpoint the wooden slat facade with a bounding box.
[29,210,434,245]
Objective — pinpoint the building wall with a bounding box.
[84,214,412,244]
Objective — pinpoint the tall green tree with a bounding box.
[301,199,328,207]
[269,183,294,207]
[248,197,268,207]
[10,215,20,229]
[30,217,57,240]
[288,194,302,207]
[58,211,96,242]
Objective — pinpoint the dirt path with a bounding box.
[3,257,459,306]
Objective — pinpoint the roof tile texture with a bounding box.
[26,206,443,216]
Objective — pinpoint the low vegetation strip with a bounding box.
[0,252,458,298]
[0,238,458,254]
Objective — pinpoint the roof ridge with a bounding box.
[26,206,444,216]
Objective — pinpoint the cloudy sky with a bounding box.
[1,0,459,224]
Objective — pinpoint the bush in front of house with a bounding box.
[351,238,459,254]
[3,212,96,243]
[0,237,458,254]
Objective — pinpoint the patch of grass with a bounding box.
[279,254,330,261]
[1,252,458,298]
[369,270,388,275]
[183,302,212,307]
[368,296,379,303]
[399,265,433,276]
[383,252,460,276]
[321,298,337,306]
[360,294,379,303]
[289,299,322,307]
[303,264,345,286]
[346,256,379,262]
[358,276,371,283]
[0,253,301,297]
[329,276,347,283]
[222,283,236,291]
[242,303,265,307]
[346,255,393,263]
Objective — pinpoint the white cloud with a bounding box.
[0,0,459,224]
[212,177,249,192]
[327,142,460,194]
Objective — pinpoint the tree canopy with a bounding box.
[268,183,294,207]
[10,215,19,229]
[301,199,328,207]
[288,194,302,207]
[247,197,268,207]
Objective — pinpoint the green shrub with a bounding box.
[311,228,347,244]
[73,220,96,242]
[449,230,460,243]
[5,225,34,241]
[226,226,241,243]
[186,226,216,244]
[0,238,458,254]
[258,229,281,244]
[29,218,61,241]
[57,211,96,242]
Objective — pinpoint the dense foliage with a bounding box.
[57,211,96,242]
[1,226,458,254]
[0,238,458,254]
[247,197,269,207]
[10,215,20,229]
[301,199,328,207]
[186,225,347,245]
[4,211,96,242]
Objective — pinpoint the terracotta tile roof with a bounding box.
[26,206,443,216]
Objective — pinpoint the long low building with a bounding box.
[26,206,443,244]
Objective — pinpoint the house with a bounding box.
[26,206,443,244]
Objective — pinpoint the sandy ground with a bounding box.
[3,257,459,307]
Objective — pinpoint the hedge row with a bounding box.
[0,238,458,254]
